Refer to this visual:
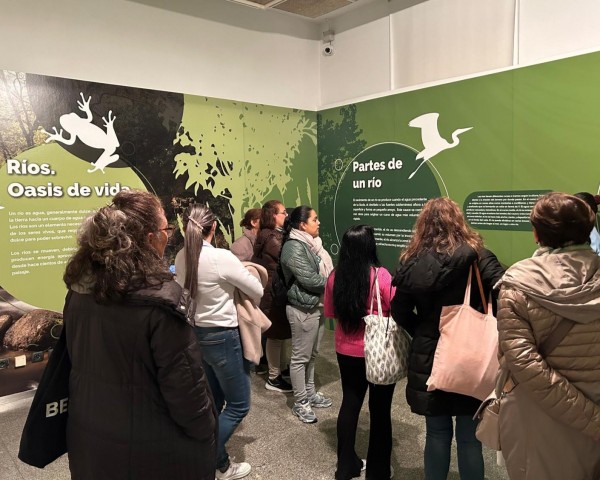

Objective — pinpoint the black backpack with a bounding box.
[271,262,293,307]
[272,238,310,307]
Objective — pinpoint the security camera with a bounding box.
[323,44,334,56]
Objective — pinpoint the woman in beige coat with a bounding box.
[497,192,600,480]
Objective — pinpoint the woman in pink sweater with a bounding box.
[324,225,396,480]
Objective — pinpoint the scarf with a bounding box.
[288,228,334,278]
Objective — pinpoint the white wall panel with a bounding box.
[319,17,390,106]
[518,0,600,65]
[0,0,320,110]
[391,0,515,89]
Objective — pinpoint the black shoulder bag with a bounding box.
[18,320,71,467]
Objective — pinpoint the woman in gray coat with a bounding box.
[280,205,334,424]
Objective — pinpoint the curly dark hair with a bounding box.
[63,190,172,302]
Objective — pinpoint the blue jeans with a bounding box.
[424,415,484,480]
[194,327,251,470]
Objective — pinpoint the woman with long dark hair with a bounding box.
[280,205,334,423]
[63,190,217,480]
[324,225,396,480]
[175,204,263,480]
[391,197,504,480]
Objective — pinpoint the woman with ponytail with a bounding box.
[174,204,263,480]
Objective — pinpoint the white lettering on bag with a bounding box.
[45,398,68,417]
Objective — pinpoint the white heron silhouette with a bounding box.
[408,112,472,179]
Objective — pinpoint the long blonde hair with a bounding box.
[401,197,482,262]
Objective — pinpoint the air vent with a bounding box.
[224,0,359,19]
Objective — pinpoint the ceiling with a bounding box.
[129,0,430,39]
[223,0,374,20]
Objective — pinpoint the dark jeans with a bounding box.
[424,415,484,480]
[194,326,251,470]
[335,353,396,480]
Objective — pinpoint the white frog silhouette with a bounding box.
[42,93,120,173]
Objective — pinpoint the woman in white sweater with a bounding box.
[175,205,263,480]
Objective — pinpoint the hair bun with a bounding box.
[594,195,600,205]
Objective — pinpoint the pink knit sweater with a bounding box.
[324,267,395,357]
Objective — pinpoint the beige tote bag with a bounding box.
[426,264,499,401]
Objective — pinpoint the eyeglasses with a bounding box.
[159,226,176,238]
[276,210,288,216]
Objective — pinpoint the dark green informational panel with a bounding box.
[318,50,600,272]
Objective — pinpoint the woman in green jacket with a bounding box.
[280,205,334,423]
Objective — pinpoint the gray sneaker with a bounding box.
[309,391,332,408]
[292,399,317,423]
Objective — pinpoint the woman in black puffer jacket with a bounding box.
[63,190,216,480]
[391,197,503,480]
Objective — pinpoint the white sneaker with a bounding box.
[215,461,251,480]
[360,462,393,479]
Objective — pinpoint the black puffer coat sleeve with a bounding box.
[391,291,418,337]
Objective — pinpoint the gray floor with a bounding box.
[0,329,508,480]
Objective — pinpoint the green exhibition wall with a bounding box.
[318,50,600,272]
[0,72,317,313]
[2,49,600,394]
[0,71,317,395]
[7,51,600,316]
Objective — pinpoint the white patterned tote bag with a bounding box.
[363,269,411,385]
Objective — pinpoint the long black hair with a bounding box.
[333,225,380,334]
